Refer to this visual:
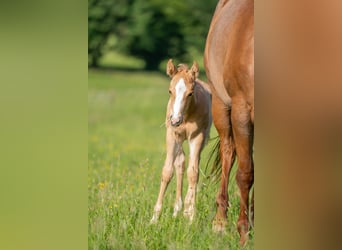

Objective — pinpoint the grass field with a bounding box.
[88,67,254,249]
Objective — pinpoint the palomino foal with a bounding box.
[151,59,212,223]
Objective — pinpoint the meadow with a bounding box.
[88,56,254,249]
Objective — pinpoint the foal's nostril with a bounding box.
[170,115,182,126]
[171,117,179,123]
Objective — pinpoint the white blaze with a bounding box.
[173,78,186,117]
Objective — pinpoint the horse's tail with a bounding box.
[205,137,222,183]
[205,136,237,183]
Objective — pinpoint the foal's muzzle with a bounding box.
[170,115,183,127]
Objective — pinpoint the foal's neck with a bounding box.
[185,82,198,117]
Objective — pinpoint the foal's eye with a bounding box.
[188,92,193,97]
[168,90,172,94]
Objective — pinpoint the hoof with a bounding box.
[173,199,182,218]
[212,218,227,233]
[238,221,249,246]
[239,232,249,246]
[173,209,182,218]
[183,210,194,222]
[173,205,182,218]
[150,214,159,224]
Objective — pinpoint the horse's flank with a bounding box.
[205,0,254,108]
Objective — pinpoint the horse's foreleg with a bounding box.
[231,101,254,245]
[183,133,204,221]
[151,132,178,223]
[173,148,185,217]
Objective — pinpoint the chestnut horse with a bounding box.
[151,59,212,223]
[204,0,254,245]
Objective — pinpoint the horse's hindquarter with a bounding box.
[203,1,254,243]
[205,0,254,107]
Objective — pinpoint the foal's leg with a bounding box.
[231,100,254,245]
[183,133,204,221]
[211,91,236,232]
[173,148,185,217]
[151,130,180,223]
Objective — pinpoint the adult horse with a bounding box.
[204,0,254,245]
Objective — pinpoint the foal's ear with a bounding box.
[166,59,177,78]
[189,61,199,80]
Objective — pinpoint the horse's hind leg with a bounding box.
[211,91,236,232]
[231,99,254,245]
[250,187,254,227]
[173,148,185,217]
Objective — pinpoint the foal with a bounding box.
[151,59,212,223]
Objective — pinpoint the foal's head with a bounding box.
[166,59,199,127]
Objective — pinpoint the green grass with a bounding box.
[99,51,145,70]
[88,68,254,249]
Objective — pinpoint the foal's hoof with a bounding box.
[212,219,227,233]
[150,214,159,224]
[173,209,182,218]
[183,211,194,222]
[173,205,182,218]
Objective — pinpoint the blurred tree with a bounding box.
[88,0,132,67]
[88,0,217,70]
[183,0,217,53]
[119,0,187,70]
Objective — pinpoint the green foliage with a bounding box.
[183,0,218,51]
[88,0,133,67]
[120,0,186,70]
[88,0,217,70]
[88,69,254,249]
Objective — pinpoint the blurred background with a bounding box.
[1,0,341,249]
[88,1,254,249]
[88,0,217,71]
